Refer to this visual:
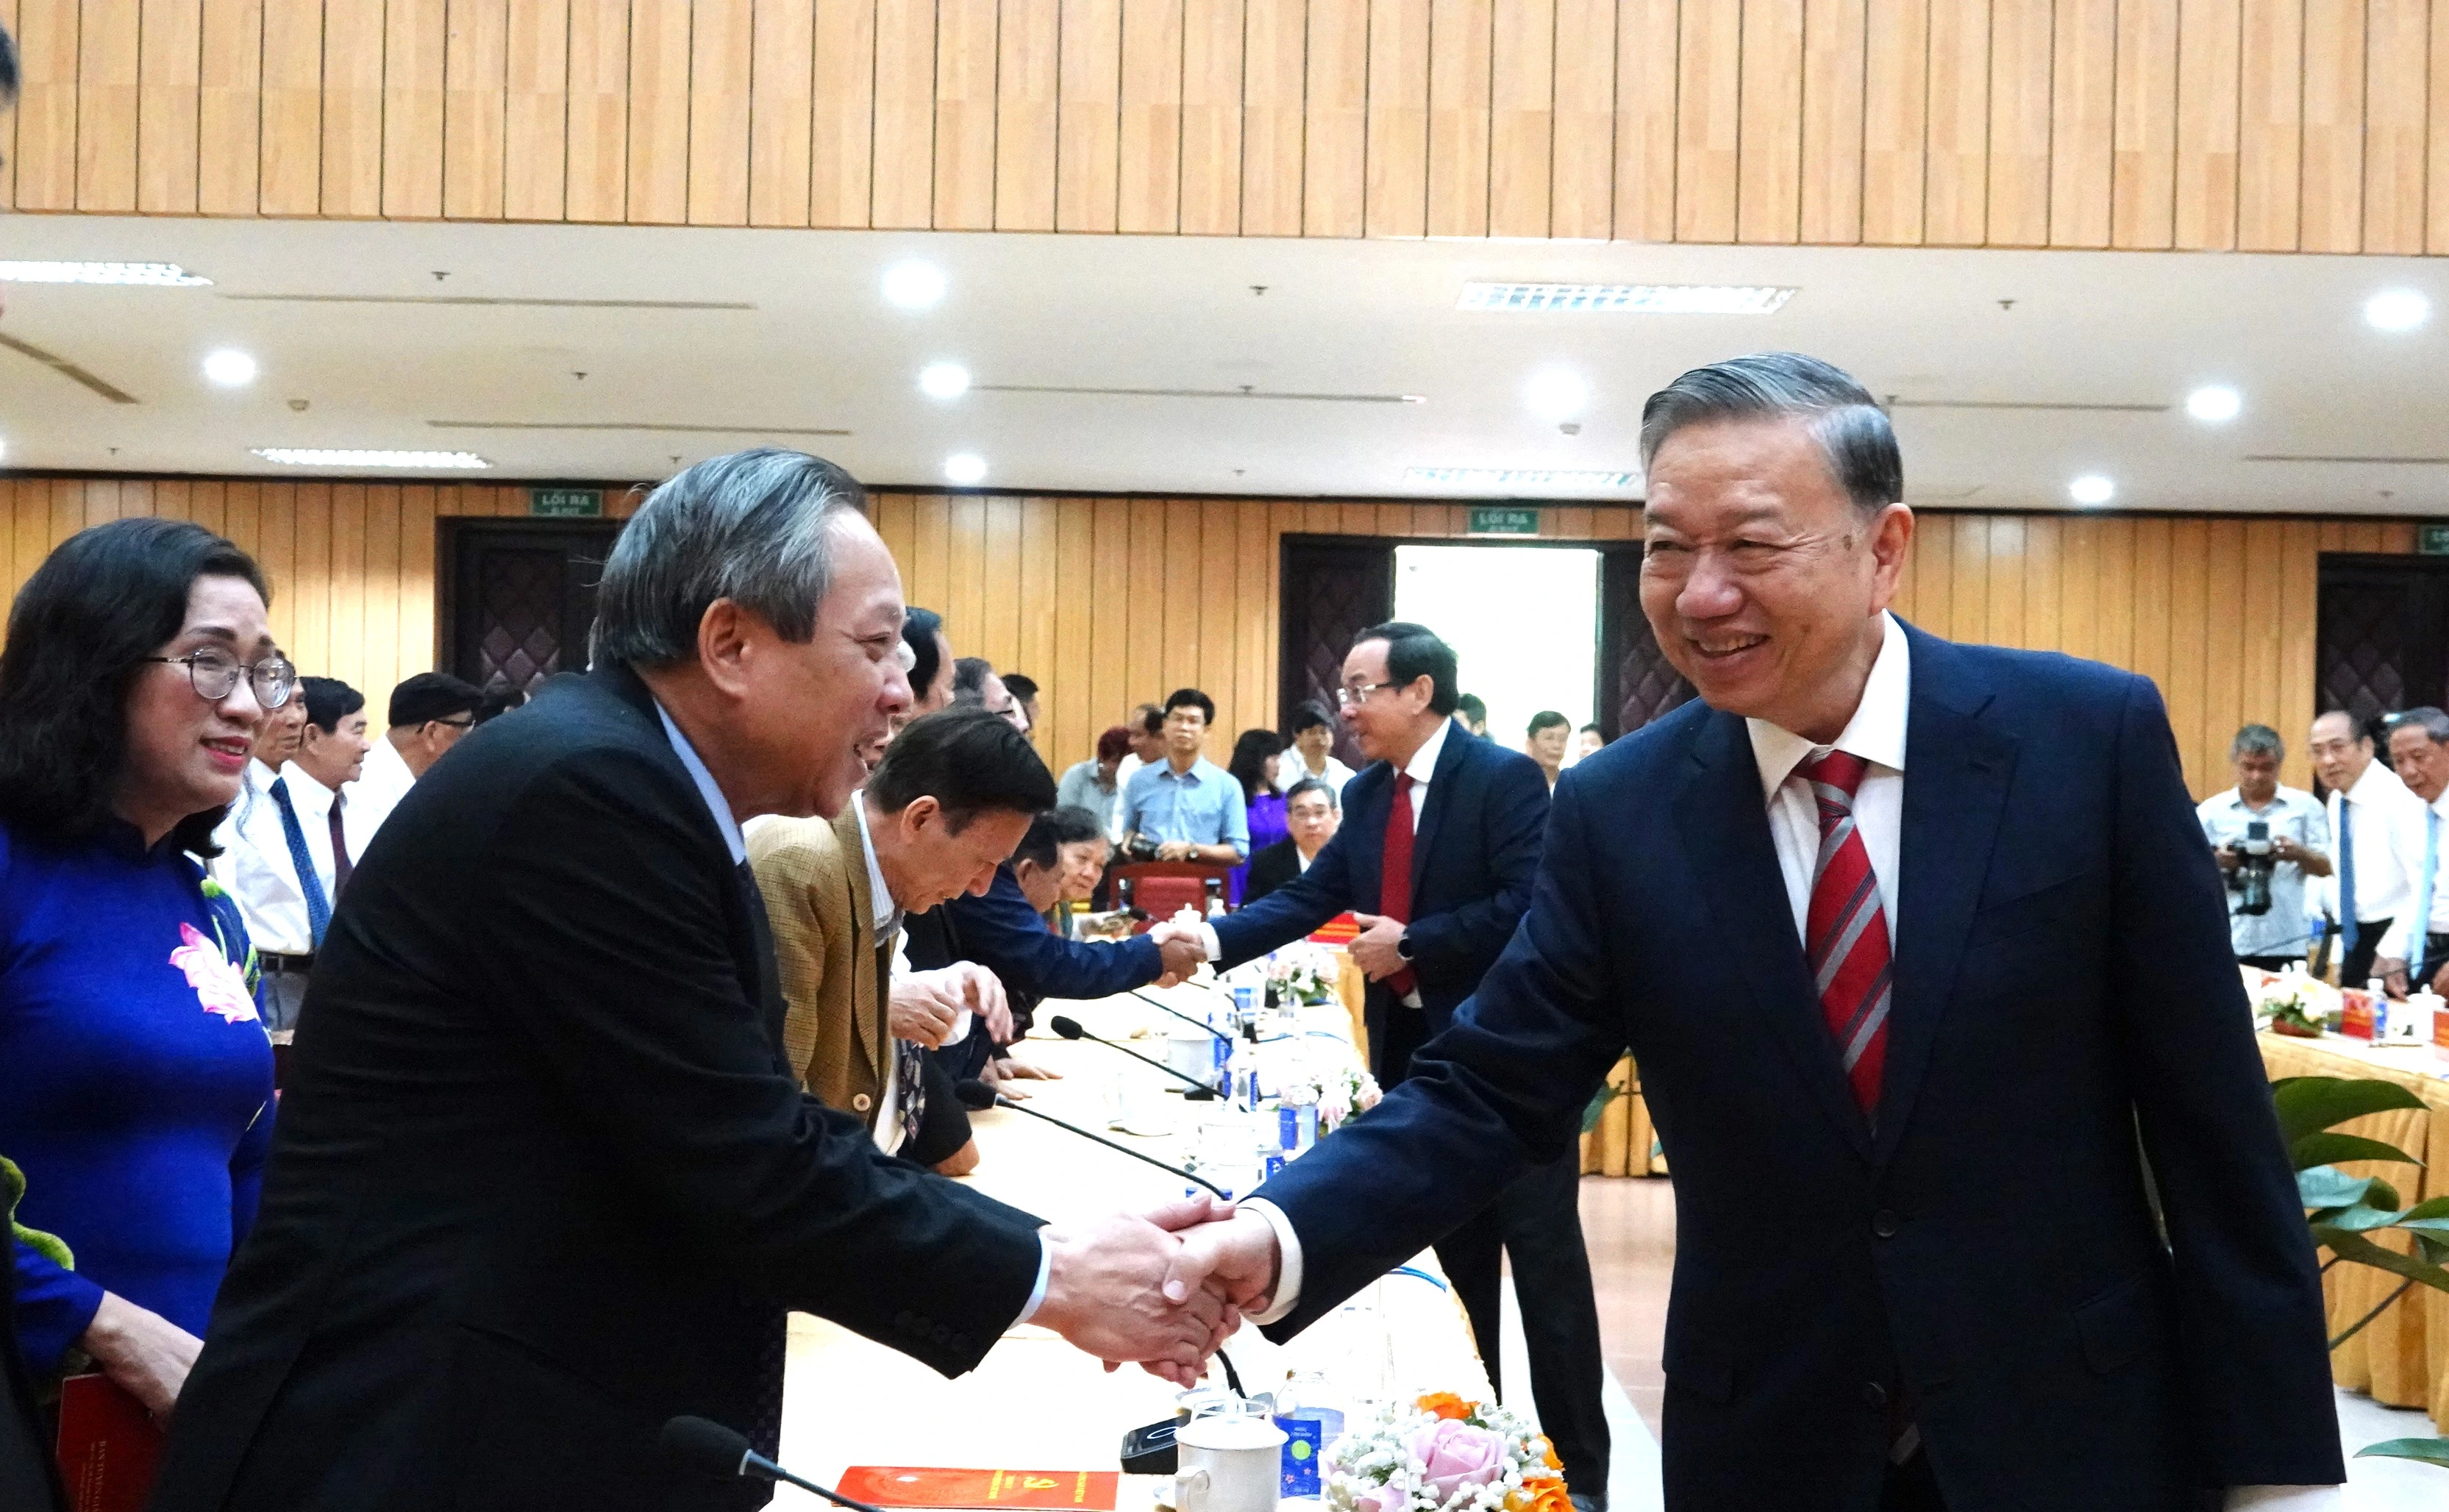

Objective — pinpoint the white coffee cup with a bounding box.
[1173,1412,1285,1512]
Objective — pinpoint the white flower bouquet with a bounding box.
[1267,944,1341,1006]
[1323,1394,1569,1512]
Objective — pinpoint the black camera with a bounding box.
[1122,832,1164,863]
[2233,819,2276,916]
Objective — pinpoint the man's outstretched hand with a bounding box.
[1033,1195,1244,1386]
[1174,1207,1284,1316]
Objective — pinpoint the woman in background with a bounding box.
[0,519,288,1421]
[1226,728,1288,905]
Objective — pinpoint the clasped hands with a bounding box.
[1145,910,1211,988]
[1031,1197,1286,1386]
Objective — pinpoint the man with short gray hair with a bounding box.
[2374,707,2449,998]
[2197,724,2331,970]
[152,449,1230,1512]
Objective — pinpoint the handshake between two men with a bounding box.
[1025,1197,1289,1386]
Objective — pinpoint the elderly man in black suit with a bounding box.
[150,450,1227,1512]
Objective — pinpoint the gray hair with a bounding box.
[2392,707,2449,746]
[1639,352,1903,512]
[593,448,867,667]
[1284,776,1340,811]
[2231,724,2284,761]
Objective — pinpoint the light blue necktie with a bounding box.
[268,776,332,948]
[2339,797,2359,954]
[2416,807,2441,972]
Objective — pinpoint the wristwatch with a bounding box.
[1395,931,1414,962]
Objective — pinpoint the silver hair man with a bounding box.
[1637,351,1903,513]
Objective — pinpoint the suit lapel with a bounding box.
[1875,629,2017,1165]
[1408,719,1468,898]
[1675,711,1875,1161]
[837,808,888,1083]
[1344,765,1390,913]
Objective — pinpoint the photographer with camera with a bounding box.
[2197,724,2332,971]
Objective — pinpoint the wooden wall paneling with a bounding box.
[1055,0,1124,231]
[1124,500,1169,713]
[1736,0,1805,244]
[1363,0,1431,237]
[257,0,324,214]
[2161,518,2210,790]
[2278,518,2320,780]
[1088,496,1135,731]
[79,478,121,525]
[11,0,76,210]
[910,489,952,641]
[1240,0,1307,235]
[1983,0,2049,246]
[1489,0,1557,238]
[1922,0,1989,245]
[1197,499,1241,724]
[321,0,386,218]
[1612,0,1679,241]
[872,492,918,569]
[2056,514,2099,662]
[2434,0,2449,254]
[1985,515,2025,644]
[1799,0,1867,243]
[626,0,692,224]
[2236,0,2303,249]
[1014,498,1060,742]
[1236,499,1272,738]
[1178,0,1246,235]
[1425,0,1494,237]
[1117,0,1184,231]
[2050,0,2117,248]
[502,0,569,221]
[2298,0,2366,253]
[75,0,139,210]
[1860,0,1928,243]
[2239,518,2284,738]
[1303,0,1369,238]
[443,0,510,218]
[687,0,757,225]
[1949,513,1989,642]
[2173,0,2240,248]
[2023,514,2059,648]
[382,0,447,217]
[563,0,630,221]
[812,0,880,227]
[748,0,816,227]
[252,482,298,666]
[329,484,368,691]
[1547,0,1615,239]
[362,484,403,697]
[136,0,203,213]
[2198,519,2246,785]
[1047,498,1093,761]
[2108,0,2178,248]
[871,0,941,229]
[1161,500,1205,693]
[1675,0,1741,240]
[980,496,1024,662]
[1910,513,1953,631]
[932,0,999,230]
[2361,0,2428,254]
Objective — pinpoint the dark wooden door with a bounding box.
[1596,544,1694,741]
[1277,537,1394,770]
[440,520,624,696]
[2317,554,2449,722]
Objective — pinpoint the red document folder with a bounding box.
[835,1466,1121,1511]
[54,1373,163,1512]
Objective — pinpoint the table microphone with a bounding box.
[1130,989,1233,1046]
[1049,1014,1219,1099]
[953,1080,1227,1199]
[659,1416,885,1512]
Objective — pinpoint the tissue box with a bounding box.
[2342,992,2378,1041]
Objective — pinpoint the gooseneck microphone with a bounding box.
[1049,1014,1219,1098]
[953,1080,1227,1199]
[1130,989,1233,1045]
[658,1416,886,1512]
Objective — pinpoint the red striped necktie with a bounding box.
[1802,751,1891,1119]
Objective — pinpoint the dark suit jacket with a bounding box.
[151,665,1046,1512]
[1254,629,2341,1509]
[1241,839,1305,905]
[1213,721,1548,1031]
[0,1252,64,1512]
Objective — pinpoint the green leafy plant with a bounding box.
[2272,1077,2449,1470]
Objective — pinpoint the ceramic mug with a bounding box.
[1173,1412,1286,1512]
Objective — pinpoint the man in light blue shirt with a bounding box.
[1120,688,1250,865]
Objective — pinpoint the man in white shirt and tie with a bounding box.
[2374,707,2449,999]
[349,672,484,840]
[2308,710,2418,989]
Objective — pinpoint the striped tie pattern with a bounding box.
[1802,751,1891,1119]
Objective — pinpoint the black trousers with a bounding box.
[1433,1149,1611,1497]
[2341,916,2394,991]
[1880,1452,1944,1511]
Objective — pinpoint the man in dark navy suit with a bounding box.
[1178,356,2342,1511]
[1155,623,1610,1508]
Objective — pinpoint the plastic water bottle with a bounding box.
[1275,1370,1345,1498]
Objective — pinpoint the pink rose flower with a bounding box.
[1354,1488,1397,1512]
[1407,1421,1504,1505]
[171,923,260,1023]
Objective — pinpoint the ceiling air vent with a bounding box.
[1458,283,1794,315]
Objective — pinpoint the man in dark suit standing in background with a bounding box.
[1153,624,1610,1510]
[149,449,1227,1512]
[1178,355,2342,1510]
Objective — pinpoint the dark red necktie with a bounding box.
[327,794,354,896]
[1802,752,1890,1118]
[1380,773,1417,998]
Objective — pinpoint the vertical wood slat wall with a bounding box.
[5,0,2448,252]
[0,474,2416,800]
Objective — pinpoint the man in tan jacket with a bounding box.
[749,708,1055,1169]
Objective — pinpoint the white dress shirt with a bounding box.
[346,735,419,844]
[2376,786,2449,963]
[1284,748,1357,795]
[2325,760,2415,927]
[210,759,336,956]
[851,798,908,1157]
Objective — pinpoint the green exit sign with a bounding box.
[1467,506,1541,536]
[2420,522,2449,556]
[530,487,604,518]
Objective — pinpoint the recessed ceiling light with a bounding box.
[1458,282,1794,315]
[2068,474,2116,506]
[2366,289,2431,332]
[1405,466,1640,490]
[1523,370,1590,424]
[883,262,947,310]
[944,452,988,485]
[2185,385,2241,423]
[919,362,971,400]
[252,448,490,469]
[204,349,258,387]
[0,260,213,286]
